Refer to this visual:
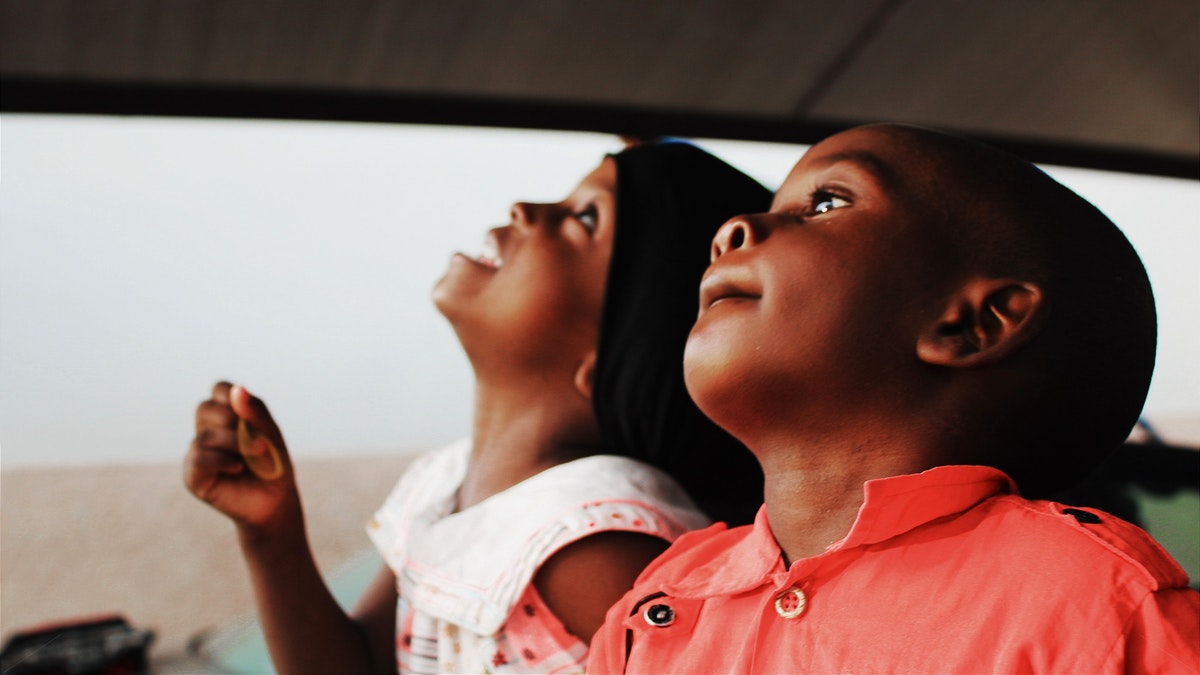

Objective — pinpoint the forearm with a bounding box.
[187,383,388,673]
[238,520,381,675]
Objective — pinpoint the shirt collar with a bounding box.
[661,465,1016,597]
[833,464,1016,550]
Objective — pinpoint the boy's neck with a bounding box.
[757,436,939,565]
[458,380,600,510]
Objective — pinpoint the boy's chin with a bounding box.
[683,343,741,429]
[684,330,781,444]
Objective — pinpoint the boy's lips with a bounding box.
[699,267,761,311]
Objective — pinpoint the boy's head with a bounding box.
[684,124,1155,497]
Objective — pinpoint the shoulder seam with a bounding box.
[1007,498,1180,590]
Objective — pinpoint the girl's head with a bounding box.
[593,142,770,526]
[433,159,618,383]
[434,142,769,523]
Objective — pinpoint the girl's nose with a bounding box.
[711,217,757,262]
[511,202,560,231]
[511,202,533,228]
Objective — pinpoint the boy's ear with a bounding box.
[917,278,1048,368]
[573,351,597,401]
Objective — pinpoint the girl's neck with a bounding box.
[458,380,601,510]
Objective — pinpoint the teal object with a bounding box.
[202,549,383,674]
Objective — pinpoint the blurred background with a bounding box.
[2,1,1196,672]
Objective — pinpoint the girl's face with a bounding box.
[434,159,618,375]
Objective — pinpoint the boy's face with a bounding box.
[684,127,957,436]
[434,159,617,372]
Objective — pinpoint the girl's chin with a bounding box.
[431,280,460,318]
[431,280,488,339]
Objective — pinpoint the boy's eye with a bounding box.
[575,205,599,232]
[812,190,850,214]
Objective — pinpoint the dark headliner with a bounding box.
[2,0,1197,178]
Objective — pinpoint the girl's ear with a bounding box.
[574,351,597,401]
[917,278,1048,368]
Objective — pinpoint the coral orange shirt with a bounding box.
[589,465,1200,674]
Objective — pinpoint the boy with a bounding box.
[587,124,1199,674]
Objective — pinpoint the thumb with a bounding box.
[230,384,290,480]
[229,384,277,432]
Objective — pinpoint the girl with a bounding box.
[185,140,768,674]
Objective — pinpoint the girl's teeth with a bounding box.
[479,236,502,268]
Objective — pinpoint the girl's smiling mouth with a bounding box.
[458,229,504,270]
[475,230,503,269]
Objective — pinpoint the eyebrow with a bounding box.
[807,150,899,190]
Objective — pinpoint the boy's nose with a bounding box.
[711,217,756,262]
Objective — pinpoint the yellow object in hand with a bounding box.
[237,418,284,480]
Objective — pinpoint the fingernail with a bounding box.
[230,384,253,412]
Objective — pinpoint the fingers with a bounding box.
[190,380,284,490]
[187,441,245,480]
[186,381,301,527]
[230,384,287,447]
[197,382,280,443]
[226,384,291,482]
[237,420,286,480]
[195,397,236,432]
[230,385,275,433]
[229,383,254,421]
[197,424,237,449]
[211,380,233,404]
[183,433,246,502]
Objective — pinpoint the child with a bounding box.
[588,124,1200,674]
[185,141,767,674]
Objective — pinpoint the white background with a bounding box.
[1,114,1196,467]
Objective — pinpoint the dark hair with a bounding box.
[593,142,770,525]
[886,125,1158,497]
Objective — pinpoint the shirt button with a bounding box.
[775,586,807,619]
[1063,507,1102,524]
[643,603,676,627]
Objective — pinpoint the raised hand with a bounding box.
[184,381,301,532]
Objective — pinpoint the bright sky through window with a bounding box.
[1,114,1196,467]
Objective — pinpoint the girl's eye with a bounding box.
[812,190,850,215]
[575,205,599,232]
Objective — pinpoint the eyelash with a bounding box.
[779,188,851,224]
[810,188,850,215]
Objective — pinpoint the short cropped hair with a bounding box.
[886,126,1157,496]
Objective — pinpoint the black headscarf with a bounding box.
[594,142,770,526]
